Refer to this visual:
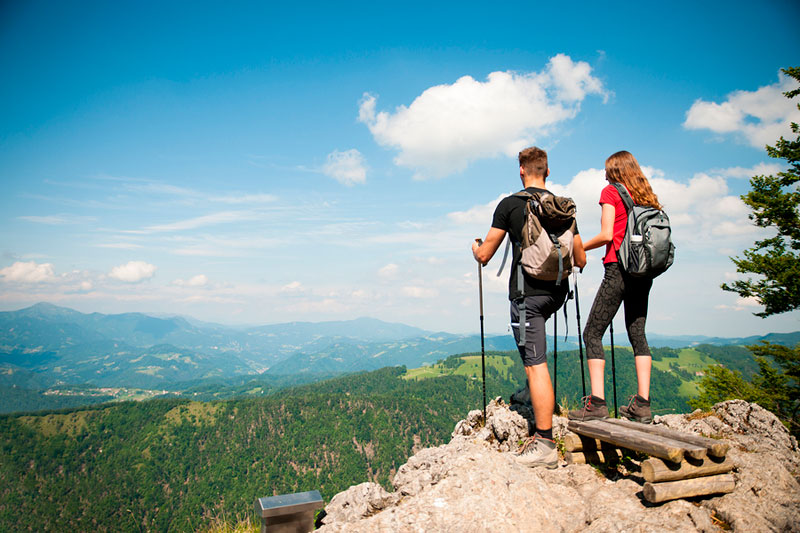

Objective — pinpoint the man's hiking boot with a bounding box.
[619,394,652,424]
[567,395,609,421]
[515,436,558,469]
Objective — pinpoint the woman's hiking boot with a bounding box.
[619,394,652,423]
[514,436,558,469]
[567,395,609,421]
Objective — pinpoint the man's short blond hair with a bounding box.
[518,147,548,177]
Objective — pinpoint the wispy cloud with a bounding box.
[715,296,761,312]
[358,54,607,179]
[143,210,264,233]
[711,162,783,179]
[95,242,145,250]
[447,194,507,225]
[18,214,96,225]
[210,193,278,204]
[378,263,399,279]
[322,149,368,186]
[173,274,209,287]
[121,182,201,197]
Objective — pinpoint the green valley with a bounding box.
[0,341,786,532]
[0,361,521,532]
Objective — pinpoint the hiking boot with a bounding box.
[619,394,652,423]
[567,395,609,421]
[515,436,558,469]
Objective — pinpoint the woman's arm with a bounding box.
[582,203,616,252]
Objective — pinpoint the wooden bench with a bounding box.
[566,419,735,504]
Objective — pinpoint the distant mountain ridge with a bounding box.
[0,303,436,389]
[1,303,797,390]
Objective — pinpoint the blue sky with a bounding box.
[1,0,799,337]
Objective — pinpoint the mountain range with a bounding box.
[1,302,797,391]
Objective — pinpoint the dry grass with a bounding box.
[686,409,716,421]
[197,513,258,533]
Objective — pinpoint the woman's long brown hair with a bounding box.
[605,151,662,210]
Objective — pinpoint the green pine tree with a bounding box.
[698,67,800,437]
[721,67,800,316]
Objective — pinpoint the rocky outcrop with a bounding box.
[318,398,800,533]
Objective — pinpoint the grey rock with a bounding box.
[319,399,800,533]
[321,481,396,525]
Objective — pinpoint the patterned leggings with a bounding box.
[584,262,652,359]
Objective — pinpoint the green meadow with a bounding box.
[403,353,517,382]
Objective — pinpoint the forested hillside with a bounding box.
[0,357,523,532]
[0,341,784,532]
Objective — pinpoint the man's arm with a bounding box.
[472,227,506,265]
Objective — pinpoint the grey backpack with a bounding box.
[496,190,577,348]
[612,183,675,278]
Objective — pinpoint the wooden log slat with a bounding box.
[643,473,735,503]
[563,432,620,453]
[565,449,622,465]
[604,418,729,457]
[571,419,708,460]
[641,456,735,483]
[568,420,705,462]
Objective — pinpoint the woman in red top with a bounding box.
[568,151,663,423]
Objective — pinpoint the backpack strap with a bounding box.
[496,235,512,277]
[550,233,564,286]
[611,182,634,212]
[496,191,534,278]
[610,182,634,253]
[516,259,526,348]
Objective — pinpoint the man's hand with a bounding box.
[472,238,484,264]
[472,229,505,265]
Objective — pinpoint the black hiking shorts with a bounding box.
[510,292,566,367]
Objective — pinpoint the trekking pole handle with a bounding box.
[473,238,484,263]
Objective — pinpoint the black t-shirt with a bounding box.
[491,187,578,300]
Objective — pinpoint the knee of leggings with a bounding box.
[583,331,605,360]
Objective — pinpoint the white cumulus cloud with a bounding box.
[520,163,763,250]
[322,149,367,186]
[683,70,800,148]
[109,261,157,283]
[358,54,607,179]
[0,261,57,283]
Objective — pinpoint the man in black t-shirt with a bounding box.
[472,146,586,469]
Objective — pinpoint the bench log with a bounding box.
[604,418,729,457]
[643,473,735,503]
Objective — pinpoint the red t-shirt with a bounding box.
[600,184,629,264]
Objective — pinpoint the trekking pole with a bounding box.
[574,270,586,397]
[610,321,618,418]
[553,305,559,415]
[476,241,487,424]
